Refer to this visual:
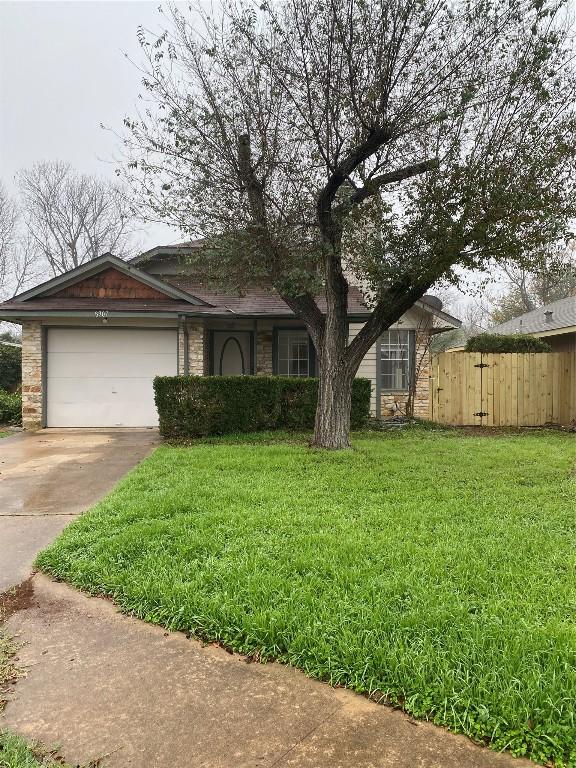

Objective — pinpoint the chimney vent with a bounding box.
[544,310,553,323]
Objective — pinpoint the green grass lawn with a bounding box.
[37,429,576,766]
[0,732,71,768]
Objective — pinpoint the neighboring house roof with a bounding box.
[490,295,576,336]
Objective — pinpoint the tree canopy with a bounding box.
[121,0,576,447]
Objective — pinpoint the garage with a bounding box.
[46,327,177,427]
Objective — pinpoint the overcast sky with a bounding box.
[0,0,181,250]
[0,1,490,314]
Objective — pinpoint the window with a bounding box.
[276,329,313,377]
[380,330,413,391]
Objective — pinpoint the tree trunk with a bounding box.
[311,230,353,449]
[312,361,354,449]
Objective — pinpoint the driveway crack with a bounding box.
[266,702,343,767]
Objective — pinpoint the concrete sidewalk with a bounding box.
[0,429,158,591]
[2,575,530,768]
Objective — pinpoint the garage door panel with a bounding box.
[48,328,177,354]
[46,328,178,427]
[47,378,161,427]
[47,351,177,379]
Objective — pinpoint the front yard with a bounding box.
[37,429,576,766]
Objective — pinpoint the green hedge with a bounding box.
[465,333,551,353]
[0,344,21,391]
[0,390,21,425]
[154,376,372,438]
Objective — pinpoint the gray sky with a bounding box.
[0,0,181,250]
[0,1,491,315]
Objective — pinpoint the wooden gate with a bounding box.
[430,351,574,427]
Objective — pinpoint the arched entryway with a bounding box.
[211,331,253,375]
[219,336,245,375]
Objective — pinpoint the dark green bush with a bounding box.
[0,344,21,391]
[154,376,372,438]
[465,333,551,353]
[0,390,21,425]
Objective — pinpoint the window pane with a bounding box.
[380,330,411,391]
[277,331,310,377]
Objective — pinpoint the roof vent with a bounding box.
[421,294,443,311]
[544,310,553,323]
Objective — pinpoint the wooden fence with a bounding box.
[430,351,576,427]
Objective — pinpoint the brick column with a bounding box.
[178,320,205,375]
[256,329,273,374]
[188,322,204,375]
[21,320,43,430]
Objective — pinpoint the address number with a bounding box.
[95,311,109,318]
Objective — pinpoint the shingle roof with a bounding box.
[162,275,370,315]
[490,295,576,335]
[0,242,460,325]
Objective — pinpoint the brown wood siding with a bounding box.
[52,268,170,300]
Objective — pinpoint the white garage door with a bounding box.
[47,328,177,427]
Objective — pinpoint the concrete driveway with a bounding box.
[0,429,159,592]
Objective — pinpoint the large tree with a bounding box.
[16,161,136,276]
[122,0,576,448]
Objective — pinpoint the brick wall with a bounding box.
[21,320,43,430]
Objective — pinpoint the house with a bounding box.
[0,244,460,429]
[490,295,576,355]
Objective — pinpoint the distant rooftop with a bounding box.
[490,295,576,336]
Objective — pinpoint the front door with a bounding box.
[212,331,253,375]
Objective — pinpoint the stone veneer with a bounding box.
[380,332,431,419]
[178,321,205,375]
[21,320,43,430]
[256,329,273,374]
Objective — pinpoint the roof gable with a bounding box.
[51,267,171,300]
[12,253,211,306]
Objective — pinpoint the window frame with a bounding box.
[379,329,415,393]
[272,326,316,377]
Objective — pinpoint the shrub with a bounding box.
[154,376,372,438]
[0,344,21,391]
[465,333,551,353]
[0,390,21,425]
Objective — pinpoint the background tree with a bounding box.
[16,161,136,276]
[0,182,18,295]
[122,0,576,448]
[490,244,576,323]
[0,181,40,303]
[431,289,493,351]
